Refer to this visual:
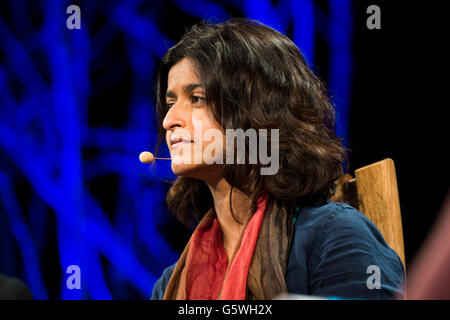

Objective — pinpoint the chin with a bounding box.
[171,162,223,183]
[171,162,207,177]
[171,163,195,176]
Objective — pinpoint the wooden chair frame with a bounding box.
[331,158,406,269]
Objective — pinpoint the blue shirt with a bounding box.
[151,201,405,300]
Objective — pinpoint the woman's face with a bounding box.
[163,58,224,181]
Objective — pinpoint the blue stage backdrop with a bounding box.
[0,0,352,299]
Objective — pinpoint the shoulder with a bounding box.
[299,201,399,264]
[294,200,390,248]
[289,201,405,299]
[151,263,176,300]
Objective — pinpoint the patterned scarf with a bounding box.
[163,193,294,300]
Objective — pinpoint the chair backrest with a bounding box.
[331,158,406,269]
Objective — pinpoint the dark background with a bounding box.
[348,1,448,267]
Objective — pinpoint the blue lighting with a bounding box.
[0,0,352,299]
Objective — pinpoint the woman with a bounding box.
[151,18,405,300]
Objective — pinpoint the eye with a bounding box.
[191,95,205,105]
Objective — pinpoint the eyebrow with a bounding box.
[166,83,205,99]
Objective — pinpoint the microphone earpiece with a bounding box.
[139,151,154,163]
[139,151,171,163]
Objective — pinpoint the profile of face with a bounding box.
[163,58,225,182]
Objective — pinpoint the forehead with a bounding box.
[167,58,200,88]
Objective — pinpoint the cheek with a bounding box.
[165,132,170,145]
[191,109,222,138]
[190,110,224,163]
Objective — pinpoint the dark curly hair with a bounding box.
[154,18,346,227]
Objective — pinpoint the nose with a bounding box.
[162,101,188,131]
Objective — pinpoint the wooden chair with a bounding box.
[331,158,406,269]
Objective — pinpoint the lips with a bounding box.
[170,136,192,147]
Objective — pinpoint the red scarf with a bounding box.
[183,193,268,299]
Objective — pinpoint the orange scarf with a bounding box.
[163,193,293,300]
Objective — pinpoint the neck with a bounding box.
[206,178,252,261]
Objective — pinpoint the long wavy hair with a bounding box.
[154,18,346,227]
